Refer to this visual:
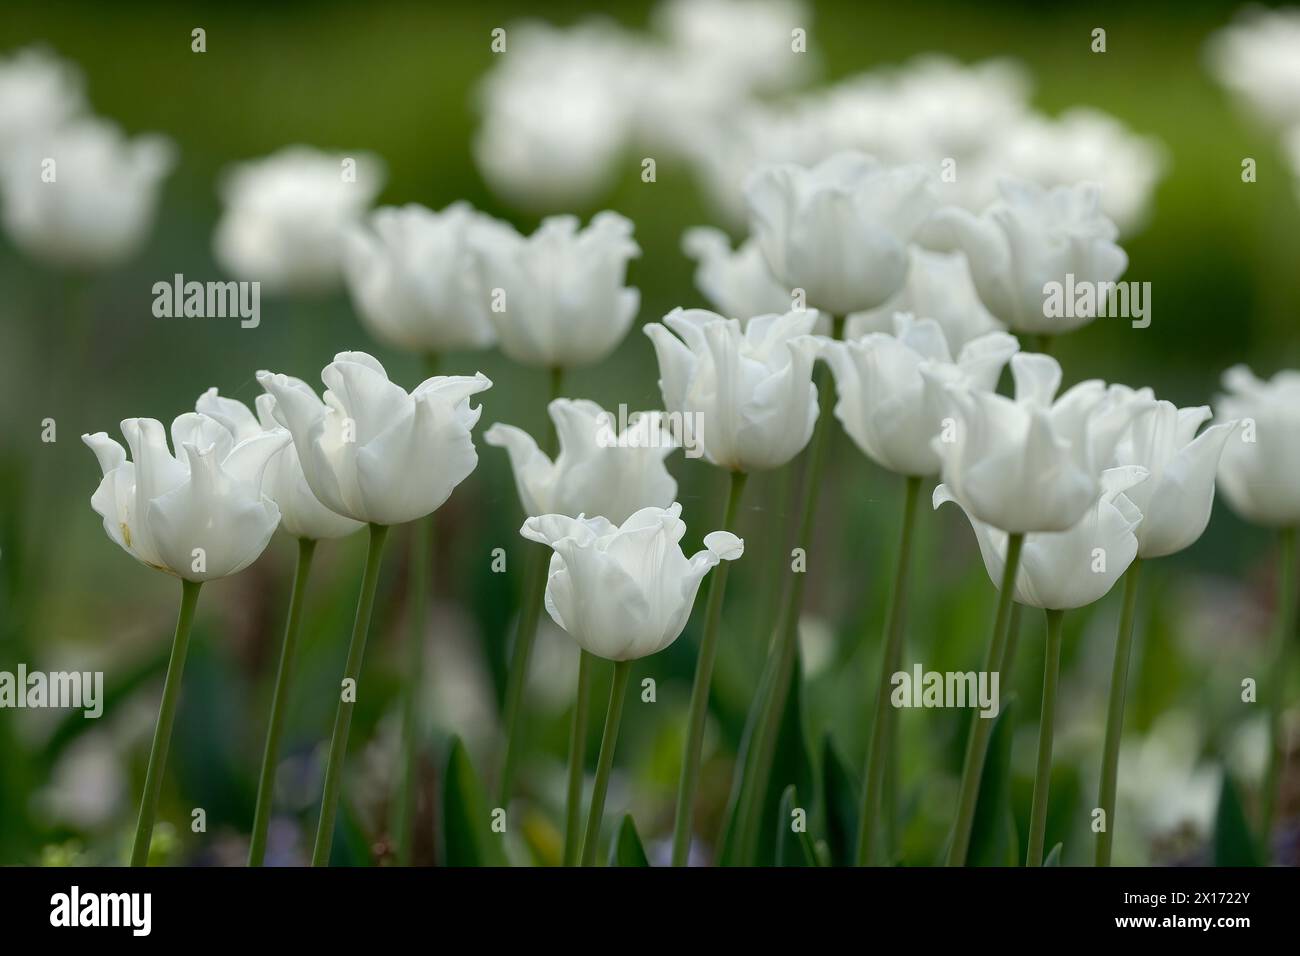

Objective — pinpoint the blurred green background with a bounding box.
[0,0,1296,867]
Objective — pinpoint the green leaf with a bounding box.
[1213,774,1261,866]
[817,734,860,866]
[775,785,817,866]
[965,697,1019,867]
[1042,842,1063,867]
[609,814,650,867]
[441,736,507,866]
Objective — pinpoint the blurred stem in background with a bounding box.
[131,578,202,867]
[498,366,565,807]
[947,531,1024,866]
[249,537,317,866]
[671,467,748,866]
[1260,526,1297,857]
[580,659,631,867]
[855,474,921,865]
[1026,607,1065,866]
[1096,557,1143,867]
[562,650,594,866]
[730,315,843,864]
[393,351,439,866]
[312,522,389,867]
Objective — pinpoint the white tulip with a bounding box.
[0,47,85,153]
[1215,365,1300,528]
[746,151,939,315]
[470,211,640,368]
[0,116,174,270]
[1207,8,1300,130]
[652,0,813,96]
[485,399,677,525]
[195,387,364,541]
[936,466,1148,610]
[257,351,491,526]
[341,202,498,354]
[845,248,1005,350]
[213,145,384,295]
[681,226,792,321]
[82,415,287,582]
[644,307,820,472]
[820,314,1018,477]
[520,503,743,661]
[920,178,1127,335]
[926,352,1152,534]
[1112,400,1236,558]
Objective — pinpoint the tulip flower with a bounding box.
[259,351,490,865]
[213,145,385,296]
[0,116,174,271]
[919,178,1127,340]
[1091,399,1236,865]
[485,398,678,823]
[816,314,1016,864]
[746,151,938,316]
[194,387,363,866]
[341,202,499,354]
[937,465,1148,863]
[1214,365,1300,854]
[681,226,793,322]
[470,211,641,368]
[521,503,743,864]
[82,414,287,865]
[0,46,85,155]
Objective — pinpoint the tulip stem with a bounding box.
[671,468,749,866]
[249,538,317,867]
[580,659,632,866]
[312,522,390,867]
[131,578,202,867]
[855,474,922,865]
[946,531,1024,866]
[1095,557,1142,867]
[562,649,595,866]
[497,365,566,806]
[1027,608,1065,866]
[730,315,844,865]
[1260,526,1297,854]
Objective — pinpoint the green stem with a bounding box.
[580,659,632,866]
[855,474,922,865]
[562,649,595,866]
[731,314,844,864]
[946,531,1024,866]
[311,523,390,867]
[1260,527,1297,853]
[1027,608,1065,866]
[249,538,317,867]
[131,578,202,867]
[671,469,749,866]
[394,351,439,864]
[1095,558,1142,867]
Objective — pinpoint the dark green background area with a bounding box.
[0,0,1294,866]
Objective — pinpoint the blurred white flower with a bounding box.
[1215,365,1300,527]
[1207,7,1300,129]
[820,314,1018,477]
[258,351,491,526]
[921,178,1128,336]
[681,226,791,321]
[213,145,384,295]
[485,398,677,524]
[470,211,640,368]
[0,116,174,270]
[342,202,499,354]
[645,307,820,472]
[1118,711,1219,843]
[651,0,813,95]
[0,46,85,154]
[521,503,743,661]
[196,387,363,541]
[82,414,287,581]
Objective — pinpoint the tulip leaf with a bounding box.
[1043,842,1063,867]
[1213,774,1261,867]
[965,698,1019,867]
[775,785,817,866]
[609,814,651,867]
[817,734,860,866]
[441,736,507,867]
